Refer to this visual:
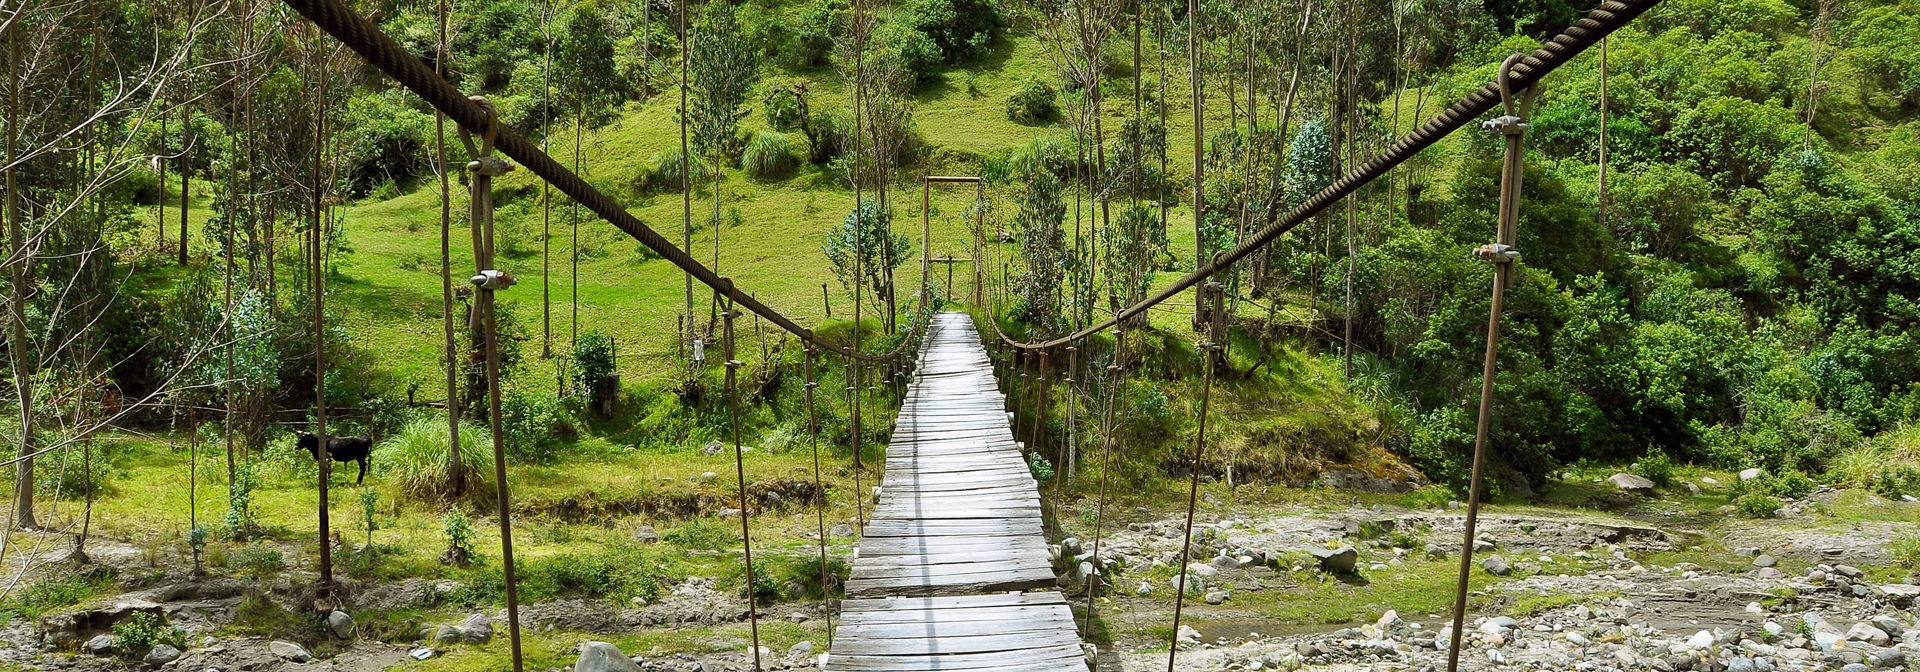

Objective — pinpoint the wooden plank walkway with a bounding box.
[827,312,1085,672]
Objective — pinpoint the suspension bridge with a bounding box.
[827,312,1085,671]
[269,0,1661,669]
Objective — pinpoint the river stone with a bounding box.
[328,610,355,639]
[1480,555,1512,576]
[143,644,181,666]
[1870,649,1905,669]
[1846,622,1890,646]
[1740,468,1766,481]
[1609,473,1656,492]
[702,440,724,455]
[1204,590,1228,605]
[1727,657,1756,672]
[1686,629,1717,649]
[1869,615,1904,637]
[1185,562,1219,578]
[788,641,814,659]
[460,613,494,644]
[633,526,660,543]
[1209,555,1241,571]
[830,524,854,538]
[1176,625,1201,645]
[1841,664,1871,672]
[1307,545,1359,574]
[1834,564,1865,579]
[83,634,113,656]
[574,641,641,672]
[1753,555,1778,568]
[270,640,313,663]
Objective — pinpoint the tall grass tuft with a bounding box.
[743,131,800,181]
[381,418,494,504]
[1831,423,1920,497]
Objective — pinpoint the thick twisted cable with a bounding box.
[980,0,1657,351]
[282,0,917,364]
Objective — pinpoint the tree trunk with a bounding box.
[7,20,38,532]
[1189,0,1205,330]
[437,0,464,498]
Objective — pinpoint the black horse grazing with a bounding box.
[297,432,375,485]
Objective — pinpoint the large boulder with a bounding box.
[82,634,114,656]
[1306,545,1359,574]
[633,526,660,544]
[459,613,494,644]
[328,610,355,639]
[1608,473,1656,493]
[574,641,641,672]
[270,640,313,663]
[1481,555,1512,576]
[143,644,182,666]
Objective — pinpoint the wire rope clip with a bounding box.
[1481,115,1528,135]
[470,269,517,290]
[726,359,744,370]
[1471,243,1521,263]
[467,156,515,177]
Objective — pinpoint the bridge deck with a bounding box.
[827,312,1084,672]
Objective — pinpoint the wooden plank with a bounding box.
[827,313,1082,671]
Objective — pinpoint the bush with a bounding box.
[110,612,186,659]
[381,418,493,504]
[742,131,800,181]
[442,510,478,566]
[1736,493,1782,518]
[884,26,943,85]
[791,0,848,67]
[1027,453,1055,482]
[903,0,1002,62]
[805,108,852,165]
[1005,78,1058,125]
[762,87,805,131]
[232,544,284,579]
[1630,450,1675,487]
[500,389,573,463]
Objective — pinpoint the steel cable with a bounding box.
[278,0,923,364]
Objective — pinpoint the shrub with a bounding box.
[885,26,943,85]
[791,0,848,67]
[501,389,573,463]
[1630,450,1675,487]
[903,0,1002,62]
[110,612,186,659]
[763,88,805,131]
[1736,493,1782,518]
[442,510,478,566]
[804,109,851,165]
[1005,78,1058,124]
[381,418,494,504]
[742,131,800,180]
[1027,453,1055,482]
[223,462,258,539]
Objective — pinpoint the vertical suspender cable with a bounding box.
[721,294,765,671]
[803,347,834,641]
[1444,55,1535,672]
[311,33,334,589]
[1167,279,1225,672]
[461,98,526,672]
[1079,325,1126,639]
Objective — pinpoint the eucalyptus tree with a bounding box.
[688,0,762,314]
[556,0,620,349]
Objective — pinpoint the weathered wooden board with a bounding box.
[825,313,1084,671]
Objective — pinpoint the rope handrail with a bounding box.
[280,0,922,364]
[981,0,1659,351]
